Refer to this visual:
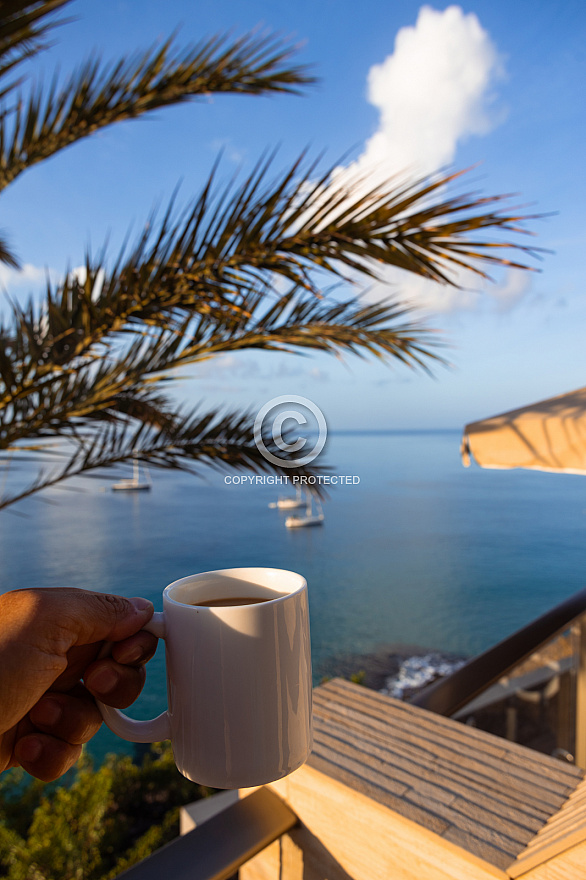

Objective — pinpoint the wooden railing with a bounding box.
[114,676,586,880]
[115,787,297,880]
[242,679,586,880]
[113,591,586,879]
[411,587,586,767]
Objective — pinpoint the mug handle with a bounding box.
[95,612,172,743]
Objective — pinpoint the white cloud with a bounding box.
[308,367,330,382]
[196,353,325,385]
[0,262,47,294]
[488,268,533,313]
[69,265,105,301]
[367,267,533,316]
[210,138,245,165]
[358,5,504,182]
[196,354,259,379]
[373,272,481,315]
[332,6,506,315]
[0,263,52,319]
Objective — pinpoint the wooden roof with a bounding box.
[310,678,584,872]
[508,776,586,876]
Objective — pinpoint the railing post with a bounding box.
[575,614,586,769]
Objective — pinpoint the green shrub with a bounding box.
[349,670,366,686]
[0,744,211,880]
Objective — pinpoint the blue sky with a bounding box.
[2,0,585,431]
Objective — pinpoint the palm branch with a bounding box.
[0,2,68,265]
[4,157,541,374]
[0,5,546,508]
[0,155,543,505]
[0,403,331,510]
[0,28,314,193]
[0,290,443,448]
[0,1,68,97]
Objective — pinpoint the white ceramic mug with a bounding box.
[97,568,313,789]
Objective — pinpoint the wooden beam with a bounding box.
[575,616,586,769]
[242,763,510,880]
[509,839,586,879]
[115,787,297,880]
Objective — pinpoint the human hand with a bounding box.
[0,587,158,781]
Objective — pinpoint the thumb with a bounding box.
[0,588,153,734]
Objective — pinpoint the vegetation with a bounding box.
[0,742,212,879]
[0,1,542,510]
[349,670,367,686]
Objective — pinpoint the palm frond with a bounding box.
[0,291,444,453]
[0,152,542,436]
[4,157,542,374]
[0,1,69,100]
[0,227,19,266]
[0,6,547,511]
[160,287,446,372]
[0,403,329,510]
[110,158,544,301]
[0,31,315,191]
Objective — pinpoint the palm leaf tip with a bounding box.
[0,0,71,87]
[293,164,546,287]
[0,231,19,267]
[0,29,315,192]
[0,403,331,509]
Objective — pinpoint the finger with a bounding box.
[1,588,153,655]
[111,630,158,666]
[50,643,104,692]
[14,733,82,783]
[28,689,102,745]
[0,589,153,731]
[50,628,158,692]
[84,658,147,709]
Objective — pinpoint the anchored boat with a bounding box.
[269,486,304,510]
[285,491,324,528]
[112,453,152,492]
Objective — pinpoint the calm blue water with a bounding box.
[2,430,586,761]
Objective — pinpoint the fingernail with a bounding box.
[87,667,119,695]
[129,597,153,615]
[18,737,42,763]
[118,644,144,664]
[33,697,62,727]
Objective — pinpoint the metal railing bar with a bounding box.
[411,586,586,718]
[115,786,298,880]
[576,618,586,768]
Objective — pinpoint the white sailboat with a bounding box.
[285,491,324,528]
[269,486,304,510]
[112,453,152,492]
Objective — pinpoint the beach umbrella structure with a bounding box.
[460,385,586,768]
[461,386,586,474]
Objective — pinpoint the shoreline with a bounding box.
[314,643,468,695]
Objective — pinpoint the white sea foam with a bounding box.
[381,653,465,700]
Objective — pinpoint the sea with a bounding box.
[2,429,586,763]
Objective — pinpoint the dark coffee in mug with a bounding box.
[190,596,272,607]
